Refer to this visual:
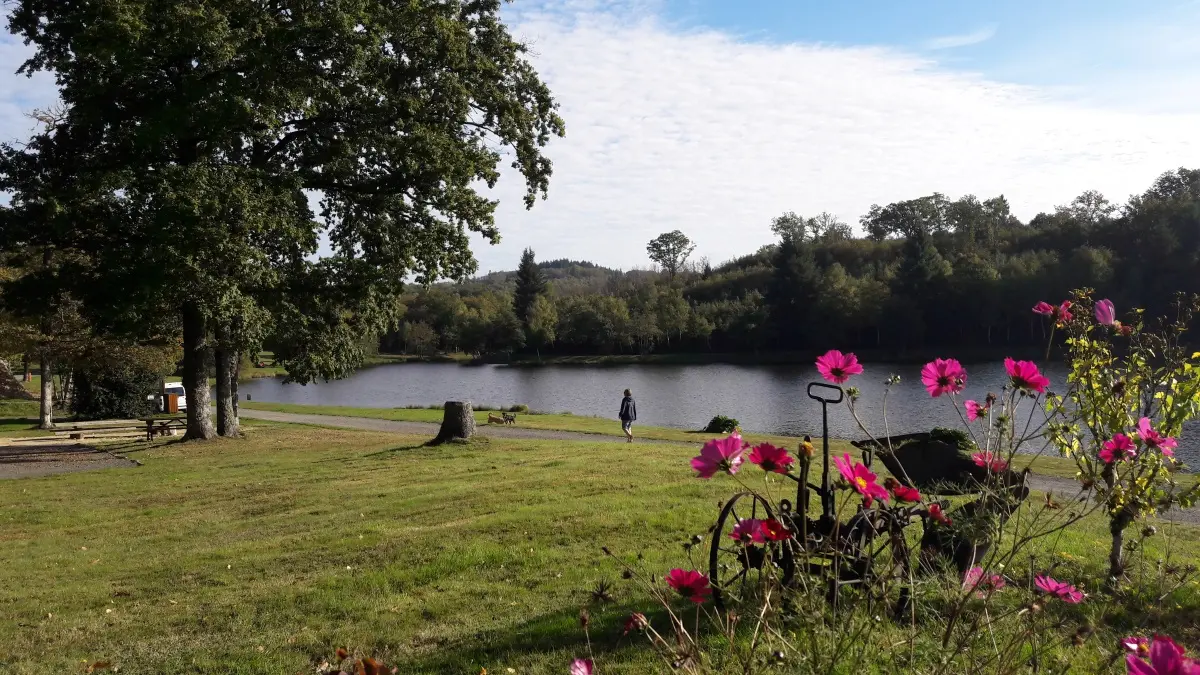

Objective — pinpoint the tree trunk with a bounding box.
[433,401,475,443]
[182,302,216,440]
[22,354,30,382]
[1108,520,1126,580]
[39,355,53,429]
[214,344,239,437]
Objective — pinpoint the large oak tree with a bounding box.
[0,0,564,438]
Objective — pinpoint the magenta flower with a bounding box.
[1033,301,1055,316]
[691,434,747,478]
[928,503,952,526]
[665,568,711,604]
[1100,433,1137,463]
[1057,300,1074,325]
[1096,299,1116,326]
[729,518,766,545]
[761,519,792,541]
[571,658,594,675]
[891,483,921,503]
[1034,574,1085,604]
[1126,635,1200,675]
[921,358,967,397]
[1138,418,1178,457]
[815,349,863,384]
[963,566,1006,598]
[964,399,989,421]
[834,453,889,506]
[1123,637,1151,657]
[747,443,795,474]
[622,612,648,635]
[1005,358,1050,394]
[972,451,1009,473]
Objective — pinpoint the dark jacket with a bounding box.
[619,396,637,421]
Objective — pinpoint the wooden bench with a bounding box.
[143,416,187,441]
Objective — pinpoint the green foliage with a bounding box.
[513,248,547,325]
[646,230,696,278]
[0,0,565,398]
[1045,290,1200,576]
[703,414,739,433]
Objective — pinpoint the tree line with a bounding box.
[386,168,1200,359]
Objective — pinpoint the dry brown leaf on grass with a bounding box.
[85,661,112,673]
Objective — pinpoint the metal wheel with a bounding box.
[708,492,794,612]
[827,509,915,615]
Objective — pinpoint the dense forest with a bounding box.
[380,168,1200,359]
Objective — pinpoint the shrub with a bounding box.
[702,414,739,433]
[506,403,529,413]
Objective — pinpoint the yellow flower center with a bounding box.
[855,477,868,491]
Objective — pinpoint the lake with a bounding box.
[239,360,1200,464]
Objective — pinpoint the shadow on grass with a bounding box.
[394,601,676,672]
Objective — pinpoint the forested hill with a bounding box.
[380,168,1200,360]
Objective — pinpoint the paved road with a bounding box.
[239,408,1200,524]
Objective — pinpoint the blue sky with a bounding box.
[657,0,1200,112]
[0,1,1196,274]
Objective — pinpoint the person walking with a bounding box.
[619,388,637,443]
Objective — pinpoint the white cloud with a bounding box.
[474,5,1200,274]
[923,25,998,50]
[0,10,1196,279]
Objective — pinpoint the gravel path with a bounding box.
[0,442,137,479]
[240,408,1200,525]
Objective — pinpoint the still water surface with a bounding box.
[238,361,1199,464]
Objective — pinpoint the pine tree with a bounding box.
[513,248,547,324]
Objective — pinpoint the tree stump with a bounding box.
[433,401,475,443]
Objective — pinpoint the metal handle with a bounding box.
[807,382,844,404]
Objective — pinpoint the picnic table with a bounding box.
[142,416,187,441]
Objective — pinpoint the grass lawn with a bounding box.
[2,424,1199,673]
[239,400,1092,480]
[0,400,53,438]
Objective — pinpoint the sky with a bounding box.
[0,1,1198,276]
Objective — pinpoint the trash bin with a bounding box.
[165,393,180,414]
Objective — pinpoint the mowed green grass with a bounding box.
[3,424,1199,673]
[239,400,1091,479]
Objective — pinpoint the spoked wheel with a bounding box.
[709,492,794,612]
[827,509,915,616]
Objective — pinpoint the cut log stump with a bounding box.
[433,401,475,444]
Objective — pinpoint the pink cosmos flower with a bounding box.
[1033,301,1055,316]
[1123,637,1151,658]
[571,658,594,675]
[921,358,967,397]
[972,451,1009,473]
[1100,433,1137,463]
[1057,300,1074,325]
[1034,574,1085,604]
[623,612,648,635]
[729,518,766,545]
[1005,358,1050,394]
[747,443,795,474]
[928,503,952,526]
[1095,299,1116,326]
[815,349,863,384]
[964,399,989,421]
[1138,418,1178,457]
[834,453,889,506]
[761,519,792,541]
[1126,635,1200,675]
[963,566,1006,598]
[691,434,747,478]
[665,568,711,604]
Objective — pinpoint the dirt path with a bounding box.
[240,409,1200,524]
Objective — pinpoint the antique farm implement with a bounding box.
[707,382,1030,612]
